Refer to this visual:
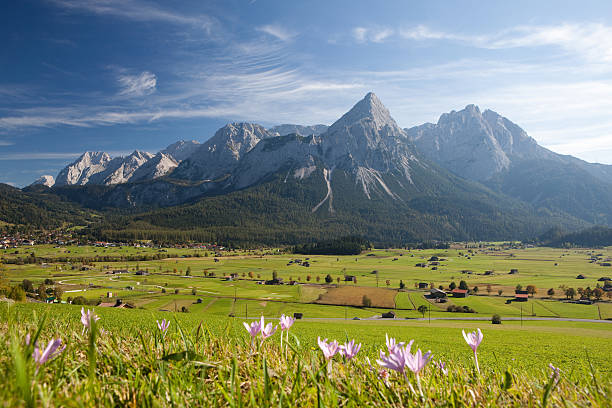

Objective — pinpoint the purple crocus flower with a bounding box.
[462,328,483,373]
[80,307,100,333]
[386,333,409,353]
[279,314,295,331]
[33,338,65,367]
[377,343,410,374]
[405,348,432,376]
[260,316,277,340]
[339,339,361,360]
[157,319,170,335]
[317,337,340,360]
[549,363,561,383]
[243,320,261,341]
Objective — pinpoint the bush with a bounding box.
[362,295,372,307]
[492,314,502,324]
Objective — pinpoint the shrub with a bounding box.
[362,295,372,307]
[492,314,502,324]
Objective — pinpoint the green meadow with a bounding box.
[1,244,611,406]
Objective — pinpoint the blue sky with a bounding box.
[2,0,612,186]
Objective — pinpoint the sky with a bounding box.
[2,0,612,186]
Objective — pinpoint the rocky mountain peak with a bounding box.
[162,140,200,162]
[30,175,55,187]
[54,151,112,186]
[328,92,400,134]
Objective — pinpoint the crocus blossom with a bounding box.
[80,307,100,333]
[317,337,340,360]
[377,339,411,374]
[33,338,65,367]
[339,339,361,360]
[549,363,561,382]
[157,319,170,335]
[260,316,277,340]
[243,320,261,340]
[386,333,408,353]
[462,328,483,373]
[279,314,295,331]
[405,348,432,376]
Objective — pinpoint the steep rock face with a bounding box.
[320,92,420,196]
[89,151,155,185]
[172,123,273,181]
[130,153,178,182]
[407,105,512,181]
[231,134,322,189]
[269,124,328,137]
[406,105,612,224]
[30,175,55,187]
[55,152,112,186]
[162,140,201,162]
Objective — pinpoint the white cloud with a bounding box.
[0,140,14,146]
[397,23,612,63]
[256,24,296,42]
[352,27,394,43]
[118,71,157,97]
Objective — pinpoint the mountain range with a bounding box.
[6,92,612,244]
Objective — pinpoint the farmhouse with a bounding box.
[344,275,355,282]
[451,289,468,298]
[381,311,396,318]
[514,293,529,302]
[418,282,428,289]
[428,288,447,299]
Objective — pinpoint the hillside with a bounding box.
[0,184,95,229]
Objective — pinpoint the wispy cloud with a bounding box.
[0,140,14,146]
[352,27,394,43]
[118,71,157,97]
[395,23,612,63]
[256,24,296,42]
[49,0,216,32]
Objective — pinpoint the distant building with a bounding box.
[418,282,429,289]
[514,293,529,302]
[381,311,396,319]
[429,288,447,299]
[451,289,468,298]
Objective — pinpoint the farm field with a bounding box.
[2,244,611,320]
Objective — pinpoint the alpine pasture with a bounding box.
[1,244,611,406]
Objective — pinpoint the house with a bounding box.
[265,278,283,285]
[509,269,519,275]
[576,274,586,279]
[293,312,303,319]
[418,282,429,289]
[381,311,396,319]
[514,293,529,302]
[451,289,468,298]
[344,275,355,282]
[428,288,447,299]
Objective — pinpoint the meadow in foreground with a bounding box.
[0,302,610,407]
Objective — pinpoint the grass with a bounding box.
[0,302,610,407]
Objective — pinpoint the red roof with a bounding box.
[451,289,468,294]
[515,293,529,298]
